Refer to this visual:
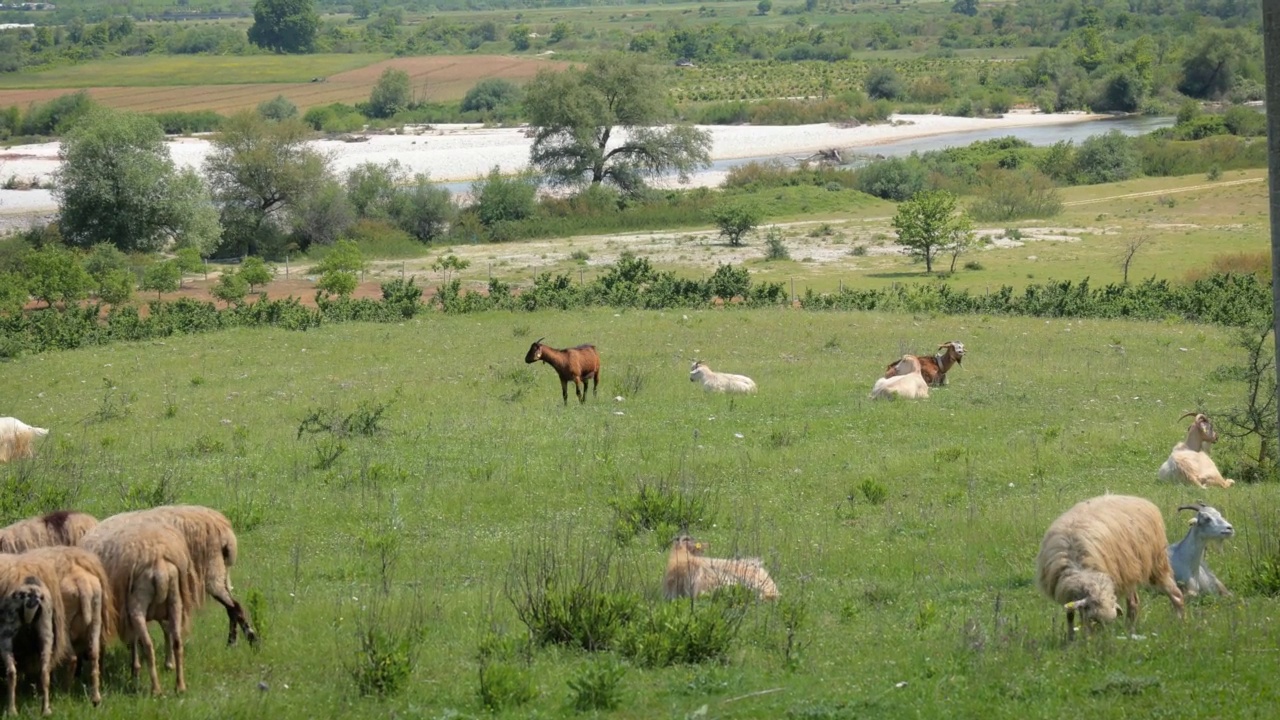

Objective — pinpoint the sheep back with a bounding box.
[0,511,99,553]
[81,521,204,642]
[1036,495,1175,611]
[18,545,116,646]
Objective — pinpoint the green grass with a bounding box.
[1,307,1277,718]
[0,54,388,88]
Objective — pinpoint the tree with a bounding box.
[0,272,27,315]
[83,243,135,303]
[204,111,331,256]
[211,270,249,306]
[390,174,454,242]
[864,65,904,100]
[968,168,1063,221]
[56,108,221,254]
[508,25,531,51]
[757,0,772,14]
[1179,30,1244,99]
[710,202,762,246]
[951,0,977,15]
[257,95,298,121]
[943,219,976,273]
[248,0,319,53]
[313,239,364,298]
[291,178,354,249]
[523,54,712,195]
[432,254,470,285]
[141,260,181,300]
[471,166,537,226]
[855,157,926,201]
[367,68,413,119]
[1117,235,1149,285]
[1072,130,1140,185]
[24,245,90,308]
[461,78,521,115]
[239,256,274,292]
[891,190,970,273]
[346,161,406,219]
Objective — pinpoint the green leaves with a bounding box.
[890,189,971,273]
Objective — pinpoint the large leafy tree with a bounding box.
[524,54,711,195]
[203,111,330,256]
[891,190,972,274]
[248,0,319,53]
[56,108,220,254]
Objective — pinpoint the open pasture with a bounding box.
[0,54,564,113]
[0,307,1276,718]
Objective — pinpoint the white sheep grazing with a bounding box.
[1158,412,1235,489]
[663,534,779,601]
[1036,494,1184,640]
[0,418,48,463]
[869,355,929,400]
[689,360,758,394]
[1167,502,1234,597]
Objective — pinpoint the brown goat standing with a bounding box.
[883,341,965,387]
[525,338,601,405]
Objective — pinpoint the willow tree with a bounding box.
[523,54,711,196]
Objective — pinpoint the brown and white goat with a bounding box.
[870,355,929,400]
[524,338,601,405]
[1158,412,1235,489]
[663,534,779,601]
[883,341,965,387]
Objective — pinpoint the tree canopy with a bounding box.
[523,54,711,195]
[203,111,330,256]
[247,0,319,54]
[891,190,972,274]
[56,108,220,254]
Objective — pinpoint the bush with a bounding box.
[567,659,626,712]
[710,201,761,246]
[763,226,790,260]
[617,587,751,667]
[864,66,904,100]
[461,77,522,116]
[968,168,1063,222]
[854,157,927,201]
[211,270,248,306]
[472,166,538,226]
[257,95,298,121]
[149,110,223,134]
[506,540,642,652]
[346,599,428,697]
[609,475,713,544]
[1073,131,1140,185]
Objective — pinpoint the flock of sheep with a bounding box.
[524,336,1246,640]
[0,496,253,715]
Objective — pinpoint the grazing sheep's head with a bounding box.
[524,338,546,364]
[1179,502,1234,540]
[939,341,966,364]
[1,578,48,627]
[1064,574,1120,626]
[1179,412,1218,444]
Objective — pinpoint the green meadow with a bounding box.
[1,302,1277,718]
[0,54,388,89]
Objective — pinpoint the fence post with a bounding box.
[285,254,289,279]
[402,262,405,280]
[202,258,207,281]
[790,278,795,302]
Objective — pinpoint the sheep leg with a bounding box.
[87,611,101,707]
[129,608,161,696]
[1125,591,1140,634]
[208,583,256,646]
[38,644,51,717]
[1159,576,1186,619]
[167,592,185,694]
[4,650,16,716]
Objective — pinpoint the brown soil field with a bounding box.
[0,55,567,114]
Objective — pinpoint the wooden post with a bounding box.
[285,254,289,279]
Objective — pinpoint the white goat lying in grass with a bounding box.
[689,360,758,394]
[1168,502,1234,597]
[1158,412,1235,488]
[870,355,929,400]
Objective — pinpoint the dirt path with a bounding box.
[1063,177,1263,206]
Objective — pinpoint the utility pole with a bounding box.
[1265,2,1280,451]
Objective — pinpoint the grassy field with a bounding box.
[1,303,1277,718]
[0,54,565,113]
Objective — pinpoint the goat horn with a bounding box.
[1178,411,1200,422]
[534,336,545,344]
[1177,503,1207,513]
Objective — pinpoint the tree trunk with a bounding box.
[1264,2,1280,462]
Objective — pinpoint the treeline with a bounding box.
[0,263,1268,357]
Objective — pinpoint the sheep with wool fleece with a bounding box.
[689,360,758,394]
[1167,502,1233,597]
[0,551,73,715]
[0,511,99,554]
[1158,412,1235,488]
[0,418,48,463]
[13,545,116,709]
[89,505,255,646]
[870,355,929,400]
[663,534,778,601]
[1035,494,1184,640]
[80,520,202,696]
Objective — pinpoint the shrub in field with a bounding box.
[968,168,1063,222]
[609,475,713,544]
[296,397,394,439]
[346,598,428,697]
[478,660,536,711]
[257,95,298,121]
[617,587,751,667]
[855,157,927,201]
[764,226,790,260]
[506,540,642,652]
[567,659,626,712]
[711,201,761,246]
[211,270,249,307]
